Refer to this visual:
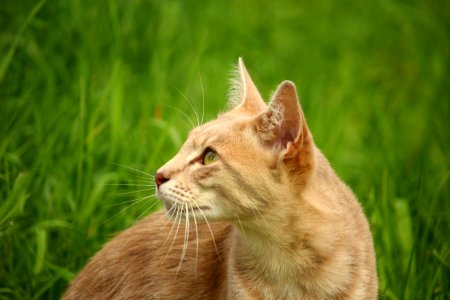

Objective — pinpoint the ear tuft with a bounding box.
[227,58,245,109]
[227,58,266,114]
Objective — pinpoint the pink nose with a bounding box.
[155,172,169,187]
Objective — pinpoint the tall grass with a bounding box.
[1,0,448,299]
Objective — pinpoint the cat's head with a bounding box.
[156,58,315,224]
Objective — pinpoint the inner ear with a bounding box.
[228,58,266,115]
[254,81,303,149]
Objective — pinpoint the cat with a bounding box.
[63,58,378,299]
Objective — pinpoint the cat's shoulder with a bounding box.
[100,210,232,254]
[63,211,232,299]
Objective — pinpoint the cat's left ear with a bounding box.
[228,58,266,114]
[254,81,311,156]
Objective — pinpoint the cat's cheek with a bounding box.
[194,190,227,219]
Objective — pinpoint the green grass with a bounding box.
[1,0,448,299]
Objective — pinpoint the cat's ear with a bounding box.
[228,58,266,114]
[254,81,311,155]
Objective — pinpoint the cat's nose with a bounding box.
[155,172,170,188]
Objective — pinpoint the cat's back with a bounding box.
[63,211,232,300]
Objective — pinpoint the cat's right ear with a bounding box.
[228,58,266,114]
[253,81,313,159]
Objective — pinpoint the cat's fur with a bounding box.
[63,58,378,299]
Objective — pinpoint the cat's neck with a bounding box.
[231,199,321,280]
[227,159,355,299]
[227,216,318,298]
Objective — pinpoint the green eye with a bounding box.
[202,148,219,165]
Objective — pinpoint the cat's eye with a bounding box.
[202,148,219,165]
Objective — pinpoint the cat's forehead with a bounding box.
[188,119,231,143]
[186,114,245,149]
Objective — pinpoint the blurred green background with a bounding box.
[1,0,448,299]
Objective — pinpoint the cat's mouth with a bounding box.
[162,199,210,215]
[157,189,210,216]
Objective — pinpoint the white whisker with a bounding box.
[161,205,179,248]
[164,206,182,265]
[130,175,156,182]
[192,199,220,261]
[113,180,154,185]
[125,197,153,226]
[102,194,154,225]
[110,193,156,207]
[177,202,189,273]
[113,188,156,197]
[163,103,196,129]
[174,116,195,133]
[198,68,205,125]
[173,86,200,127]
[105,183,155,187]
[154,206,178,230]
[113,163,153,178]
[135,199,161,221]
[234,212,247,241]
[248,202,266,222]
[163,204,176,220]
[191,202,199,277]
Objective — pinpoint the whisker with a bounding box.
[113,188,156,197]
[177,202,189,273]
[164,206,182,264]
[110,193,156,207]
[102,194,154,225]
[115,193,155,206]
[126,197,153,226]
[191,202,199,277]
[234,212,247,241]
[156,205,178,229]
[134,199,161,221]
[198,68,205,125]
[163,103,196,129]
[192,199,220,261]
[112,180,154,185]
[113,163,154,178]
[174,115,195,133]
[163,204,177,221]
[248,202,266,222]
[173,86,200,127]
[105,183,155,187]
[129,175,156,182]
[157,102,192,131]
[161,206,179,248]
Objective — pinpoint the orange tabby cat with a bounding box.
[63,58,378,299]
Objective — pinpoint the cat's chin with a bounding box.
[160,199,212,220]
